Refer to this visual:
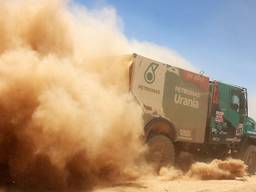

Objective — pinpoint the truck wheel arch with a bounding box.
[146,134,175,170]
[144,117,176,142]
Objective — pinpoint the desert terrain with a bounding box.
[95,176,256,192]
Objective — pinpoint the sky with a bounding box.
[75,0,256,113]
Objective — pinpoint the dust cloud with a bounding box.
[0,0,144,191]
[159,159,247,181]
[187,159,247,180]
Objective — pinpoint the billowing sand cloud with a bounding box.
[0,1,145,191]
[129,40,195,71]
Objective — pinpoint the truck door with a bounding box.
[209,82,246,143]
[228,89,245,137]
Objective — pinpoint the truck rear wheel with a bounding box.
[146,135,175,171]
[242,145,256,174]
[176,151,194,172]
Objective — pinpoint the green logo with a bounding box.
[144,63,159,84]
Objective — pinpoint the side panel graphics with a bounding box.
[131,54,210,143]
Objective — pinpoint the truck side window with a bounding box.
[231,94,240,112]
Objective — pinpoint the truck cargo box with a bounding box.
[130,54,210,143]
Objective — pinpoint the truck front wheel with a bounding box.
[146,135,175,171]
[242,145,256,174]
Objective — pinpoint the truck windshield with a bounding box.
[231,95,240,112]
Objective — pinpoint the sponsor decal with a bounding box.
[226,137,241,142]
[215,111,224,123]
[212,81,219,104]
[179,129,192,138]
[138,84,160,94]
[144,63,159,84]
[212,137,220,142]
[182,70,209,90]
[174,86,200,109]
[219,131,228,135]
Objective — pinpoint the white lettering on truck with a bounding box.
[174,86,200,109]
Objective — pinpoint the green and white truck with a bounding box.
[129,53,256,173]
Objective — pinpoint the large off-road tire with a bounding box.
[242,145,256,174]
[176,151,194,172]
[146,135,175,170]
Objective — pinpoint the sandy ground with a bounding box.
[94,176,256,192]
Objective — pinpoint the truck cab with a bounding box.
[208,82,249,145]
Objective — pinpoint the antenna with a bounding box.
[200,70,205,76]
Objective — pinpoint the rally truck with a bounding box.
[129,53,256,173]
